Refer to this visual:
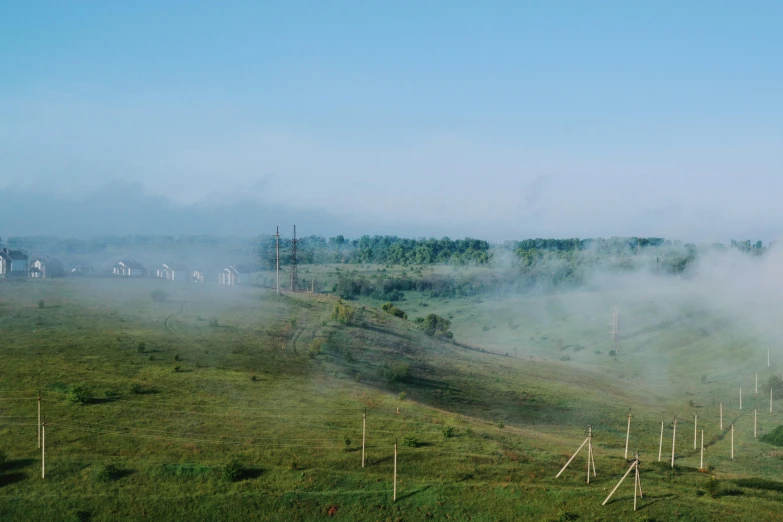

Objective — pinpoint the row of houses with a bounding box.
[114,260,253,285]
[0,249,65,278]
[0,250,252,285]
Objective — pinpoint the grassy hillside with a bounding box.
[2,277,783,521]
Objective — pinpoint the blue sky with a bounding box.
[1,2,782,240]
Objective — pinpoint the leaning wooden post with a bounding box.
[41,417,46,479]
[740,386,742,410]
[720,402,723,430]
[756,373,758,395]
[393,440,397,502]
[586,425,596,483]
[671,417,677,468]
[556,436,589,478]
[771,387,774,414]
[694,414,698,450]
[700,430,704,470]
[361,408,366,468]
[633,457,638,511]
[658,420,664,461]
[624,409,632,460]
[602,457,636,506]
[37,391,41,449]
[754,409,757,438]
[731,424,734,459]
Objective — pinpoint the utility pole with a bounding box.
[275,226,280,295]
[41,417,46,479]
[671,417,677,468]
[290,225,299,292]
[393,440,398,502]
[37,391,41,449]
[610,310,621,353]
[362,409,366,469]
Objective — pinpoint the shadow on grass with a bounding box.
[2,458,36,471]
[395,484,431,501]
[241,467,264,480]
[0,473,26,487]
[605,492,676,507]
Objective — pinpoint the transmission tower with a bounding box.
[610,309,621,353]
[275,226,280,294]
[290,225,299,291]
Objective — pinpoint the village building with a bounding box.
[30,258,65,279]
[156,263,188,282]
[113,260,146,277]
[218,265,240,286]
[192,270,207,283]
[0,248,29,277]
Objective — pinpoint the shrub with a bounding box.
[0,450,7,468]
[442,426,455,438]
[150,289,169,303]
[309,338,323,359]
[497,421,505,429]
[343,435,352,451]
[209,317,219,327]
[137,342,146,354]
[250,375,258,382]
[174,354,181,362]
[130,383,142,394]
[760,425,783,446]
[223,457,245,482]
[38,299,45,309]
[381,302,407,319]
[398,391,407,401]
[67,383,93,405]
[94,463,121,482]
[173,365,182,373]
[332,301,356,325]
[383,363,410,384]
[417,313,454,339]
[401,435,420,448]
[608,349,617,356]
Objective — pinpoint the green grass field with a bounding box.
[2,275,783,521]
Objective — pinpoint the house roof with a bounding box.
[118,260,145,270]
[1,249,28,261]
[231,264,253,274]
[163,263,188,271]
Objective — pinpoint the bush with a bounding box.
[497,421,505,429]
[417,313,454,339]
[173,365,182,373]
[399,391,407,401]
[401,435,420,448]
[130,383,142,394]
[760,425,783,447]
[381,302,407,319]
[94,463,121,482]
[209,317,219,327]
[343,435,352,451]
[223,457,245,482]
[38,299,45,309]
[0,450,7,468]
[67,383,93,405]
[383,363,411,384]
[332,301,356,325]
[442,426,455,438]
[150,289,169,303]
[137,342,146,354]
[309,338,323,359]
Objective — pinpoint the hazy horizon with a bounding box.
[2,2,782,241]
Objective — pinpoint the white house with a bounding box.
[156,263,188,282]
[0,249,29,277]
[218,266,240,286]
[30,258,65,279]
[113,260,146,277]
[192,270,206,283]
